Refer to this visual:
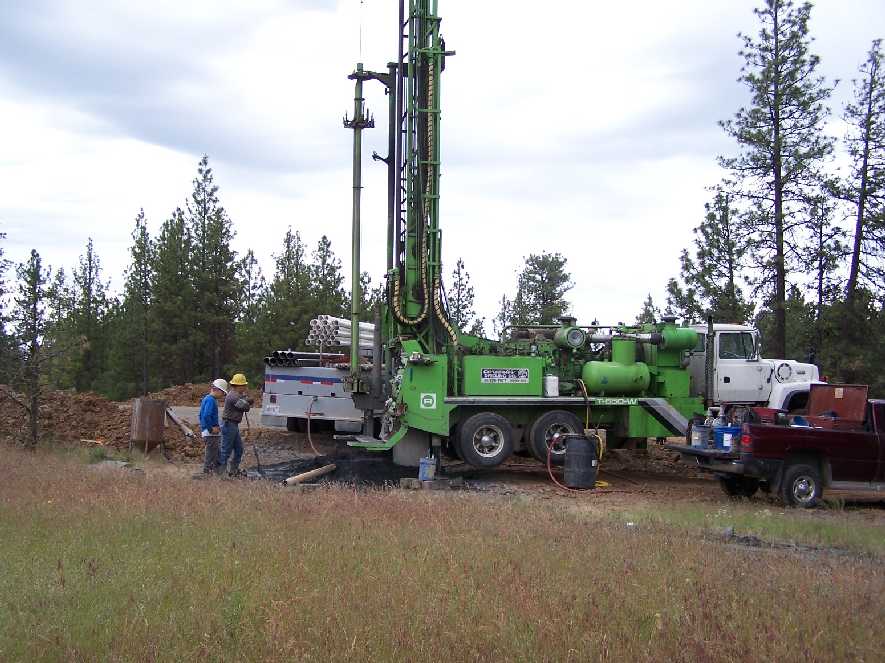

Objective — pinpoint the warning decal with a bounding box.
[480,368,530,384]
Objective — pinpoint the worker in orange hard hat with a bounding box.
[218,373,253,476]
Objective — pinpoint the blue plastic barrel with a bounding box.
[713,426,741,451]
[418,456,436,481]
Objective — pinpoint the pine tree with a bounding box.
[448,258,478,331]
[843,39,885,301]
[264,227,312,352]
[69,238,109,392]
[233,249,269,379]
[492,294,513,341]
[664,278,704,324]
[817,290,885,392]
[310,235,346,319]
[667,192,753,324]
[106,210,154,397]
[42,267,75,388]
[10,250,51,447]
[635,294,660,325]
[719,0,834,357]
[0,232,14,374]
[151,208,195,386]
[346,272,383,323]
[511,252,573,325]
[236,250,266,326]
[755,284,815,360]
[186,155,238,379]
[803,193,845,361]
[468,318,486,337]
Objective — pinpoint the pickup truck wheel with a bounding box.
[458,413,514,468]
[780,463,823,508]
[719,476,759,498]
[528,411,583,466]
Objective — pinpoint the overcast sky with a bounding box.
[1,0,883,327]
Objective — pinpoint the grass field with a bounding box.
[0,448,882,662]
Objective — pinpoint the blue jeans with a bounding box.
[219,421,243,473]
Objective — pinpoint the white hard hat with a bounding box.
[212,378,229,394]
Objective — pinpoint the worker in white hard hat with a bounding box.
[219,373,253,476]
[196,378,228,477]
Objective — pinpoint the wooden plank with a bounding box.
[283,463,337,485]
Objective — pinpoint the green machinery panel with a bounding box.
[462,355,544,396]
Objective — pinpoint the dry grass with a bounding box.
[0,448,882,662]
[603,501,885,555]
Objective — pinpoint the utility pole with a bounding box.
[344,63,374,392]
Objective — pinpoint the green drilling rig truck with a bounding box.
[340,0,704,468]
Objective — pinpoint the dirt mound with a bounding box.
[0,388,204,459]
[148,383,262,406]
[41,390,130,446]
[147,383,208,406]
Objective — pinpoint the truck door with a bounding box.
[714,332,766,403]
[827,428,878,482]
[686,332,706,397]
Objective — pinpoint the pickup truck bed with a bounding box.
[666,397,885,507]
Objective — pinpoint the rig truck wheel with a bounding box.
[286,417,306,433]
[528,410,583,466]
[458,413,514,468]
[780,463,823,508]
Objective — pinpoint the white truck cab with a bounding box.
[686,323,820,411]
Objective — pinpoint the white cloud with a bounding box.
[1,0,883,324]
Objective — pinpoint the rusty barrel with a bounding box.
[130,398,167,452]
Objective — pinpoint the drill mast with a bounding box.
[391,0,456,353]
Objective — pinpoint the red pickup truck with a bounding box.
[668,385,885,507]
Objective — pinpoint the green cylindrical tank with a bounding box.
[611,338,636,364]
[659,326,698,352]
[553,326,587,349]
[582,339,650,395]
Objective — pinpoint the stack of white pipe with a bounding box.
[306,315,376,348]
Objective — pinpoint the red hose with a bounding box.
[546,435,590,493]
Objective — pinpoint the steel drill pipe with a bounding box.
[341,333,375,341]
[321,316,375,330]
[327,323,375,333]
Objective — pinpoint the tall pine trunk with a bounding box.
[846,76,875,303]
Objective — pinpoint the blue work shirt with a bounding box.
[199,393,220,434]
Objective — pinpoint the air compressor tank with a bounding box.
[581,338,650,395]
[659,326,698,352]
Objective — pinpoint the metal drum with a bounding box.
[564,434,599,489]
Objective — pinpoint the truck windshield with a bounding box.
[718,332,755,360]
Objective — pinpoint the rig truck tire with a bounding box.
[780,463,823,508]
[458,413,514,468]
[286,417,306,433]
[528,410,583,466]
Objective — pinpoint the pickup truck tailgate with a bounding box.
[664,443,747,475]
